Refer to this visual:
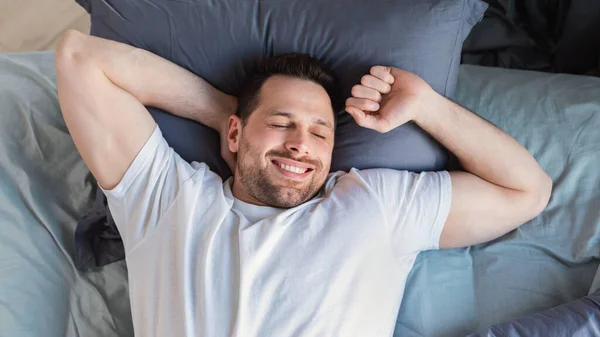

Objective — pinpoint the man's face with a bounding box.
[229,75,335,208]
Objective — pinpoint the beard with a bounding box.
[235,136,328,208]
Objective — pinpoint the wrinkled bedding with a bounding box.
[462,0,600,76]
[0,52,599,337]
[0,51,133,337]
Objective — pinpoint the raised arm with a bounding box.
[346,66,552,249]
[55,30,237,189]
[412,89,552,248]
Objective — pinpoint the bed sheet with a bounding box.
[0,51,133,337]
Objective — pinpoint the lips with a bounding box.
[276,162,309,174]
[271,157,316,170]
[271,158,315,179]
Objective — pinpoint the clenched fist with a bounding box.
[345,66,435,133]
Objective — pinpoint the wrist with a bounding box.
[413,90,446,127]
[190,82,238,131]
[222,94,238,117]
[217,95,237,132]
[218,113,230,134]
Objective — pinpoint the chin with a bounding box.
[269,176,325,208]
[271,191,306,208]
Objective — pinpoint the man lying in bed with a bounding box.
[55,30,552,337]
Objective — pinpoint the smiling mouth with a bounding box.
[271,159,314,177]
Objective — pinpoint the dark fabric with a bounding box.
[72,0,487,270]
[461,0,600,76]
[554,0,600,76]
[468,289,600,337]
[74,188,123,270]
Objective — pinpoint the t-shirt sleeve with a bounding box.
[99,125,206,252]
[359,169,452,255]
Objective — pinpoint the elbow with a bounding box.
[55,30,89,70]
[529,174,553,216]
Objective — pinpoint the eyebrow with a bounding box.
[268,111,333,130]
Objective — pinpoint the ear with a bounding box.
[228,115,242,153]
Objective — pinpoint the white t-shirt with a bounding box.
[101,126,452,337]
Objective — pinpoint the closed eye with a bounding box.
[270,123,326,139]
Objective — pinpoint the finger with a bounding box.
[351,85,382,103]
[347,109,389,133]
[345,106,380,131]
[345,97,380,112]
[370,66,395,84]
[361,74,392,94]
[344,106,363,117]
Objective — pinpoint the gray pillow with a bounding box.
[75,0,487,176]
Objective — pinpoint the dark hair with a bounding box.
[236,53,338,126]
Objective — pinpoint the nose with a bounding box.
[284,129,310,155]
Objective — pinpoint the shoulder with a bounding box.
[181,162,228,198]
[172,162,232,215]
[347,167,412,186]
[323,168,406,193]
[323,168,448,194]
[327,168,450,199]
[354,168,449,184]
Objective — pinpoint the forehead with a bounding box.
[255,75,334,124]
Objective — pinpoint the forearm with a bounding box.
[414,92,551,193]
[61,30,236,131]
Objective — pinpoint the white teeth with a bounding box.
[278,163,307,174]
